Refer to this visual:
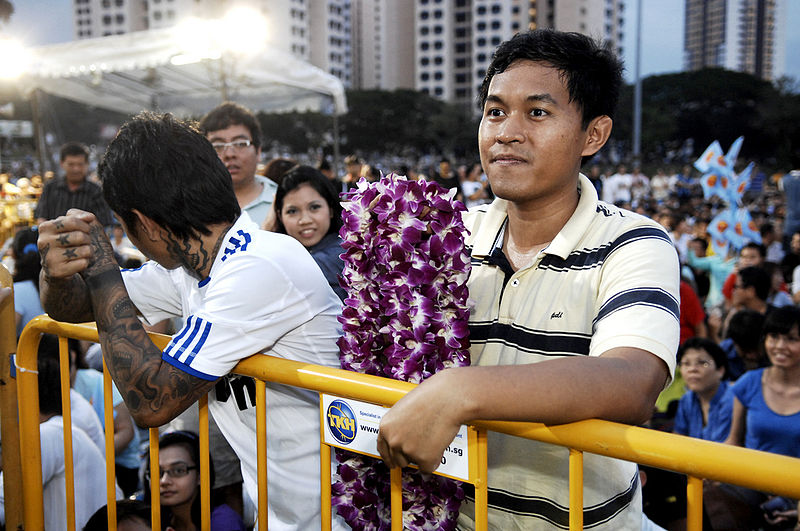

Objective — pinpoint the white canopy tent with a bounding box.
[17,27,347,117]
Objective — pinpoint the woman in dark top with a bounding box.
[273,165,346,301]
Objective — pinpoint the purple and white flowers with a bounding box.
[333,174,472,530]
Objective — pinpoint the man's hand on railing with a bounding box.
[376,369,464,474]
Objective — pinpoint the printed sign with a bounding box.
[322,394,470,481]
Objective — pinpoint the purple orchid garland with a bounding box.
[332,174,472,530]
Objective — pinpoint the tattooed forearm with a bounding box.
[39,269,94,322]
[86,267,217,426]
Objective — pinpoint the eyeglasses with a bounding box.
[211,139,253,153]
[679,359,713,369]
[145,463,198,481]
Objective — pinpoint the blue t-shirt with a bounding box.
[308,233,346,301]
[73,368,141,469]
[673,380,733,442]
[732,368,800,458]
[13,280,44,337]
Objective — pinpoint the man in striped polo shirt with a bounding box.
[35,142,112,227]
[378,30,680,529]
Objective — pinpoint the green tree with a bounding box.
[614,68,800,169]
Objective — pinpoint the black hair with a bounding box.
[144,430,217,529]
[738,266,771,302]
[478,29,624,128]
[99,112,240,241]
[726,309,766,354]
[741,241,766,258]
[263,158,298,185]
[199,101,262,150]
[60,141,89,162]
[274,165,343,239]
[677,337,729,378]
[763,306,800,337]
[83,499,152,530]
[37,334,63,416]
[11,227,41,287]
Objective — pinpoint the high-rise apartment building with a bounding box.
[413,0,625,109]
[72,0,626,102]
[73,0,147,39]
[72,0,354,87]
[684,0,787,80]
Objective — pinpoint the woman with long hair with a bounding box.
[273,165,346,301]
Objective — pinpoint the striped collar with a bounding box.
[471,174,596,261]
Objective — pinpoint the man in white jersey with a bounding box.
[36,112,346,530]
[377,30,680,529]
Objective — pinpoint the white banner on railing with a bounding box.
[321,394,470,481]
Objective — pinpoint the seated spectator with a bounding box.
[273,165,346,301]
[674,338,733,442]
[262,157,297,186]
[143,431,245,531]
[679,280,707,345]
[764,261,794,308]
[0,335,116,531]
[10,227,45,338]
[68,340,141,497]
[721,242,766,305]
[707,306,800,530]
[83,499,152,531]
[720,310,768,380]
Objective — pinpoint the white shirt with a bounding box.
[0,416,117,531]
[122,212,345,531]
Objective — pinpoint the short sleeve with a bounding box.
[161,248,338,380]
[122,261,184,325]
[590,226,681,381]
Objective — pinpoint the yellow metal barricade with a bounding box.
[11,316,800,530]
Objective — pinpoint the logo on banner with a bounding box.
[326,399,357,444]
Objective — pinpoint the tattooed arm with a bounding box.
[38,211,97,322]
[41,210,217,426]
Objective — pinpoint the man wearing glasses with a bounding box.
[200,102,278,226]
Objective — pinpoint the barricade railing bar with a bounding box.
[11,316,800,530]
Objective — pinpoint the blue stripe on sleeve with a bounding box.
[594,288,680,328]
[164,315,194,358]
[183,319,212,365]
[161,352,218,381]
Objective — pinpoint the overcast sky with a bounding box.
[3,0,799,83]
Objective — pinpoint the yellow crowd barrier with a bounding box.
[9,315,800,530]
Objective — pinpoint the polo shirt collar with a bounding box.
[469,173,597,260]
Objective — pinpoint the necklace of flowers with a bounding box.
[332,174,472,531]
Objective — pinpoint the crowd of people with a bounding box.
[0,27,798,531]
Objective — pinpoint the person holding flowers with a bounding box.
[377,29,680,530]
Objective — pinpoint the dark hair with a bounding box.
[263,158,297,185]
[726,309,766,353]
[740,241,766,258]
[478,29,623,128]
[763,306,800,338]
[60,141,89,162]
[144,430,217,528]
[37,334,63,416]
[99,112,240,241]
[12,227,41,287]
[274,165,343,239]
[83,499,152,530]
[690,237,709,254]
[677,337,728,378]
[199,101,262,150]
[738,266,771,302]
